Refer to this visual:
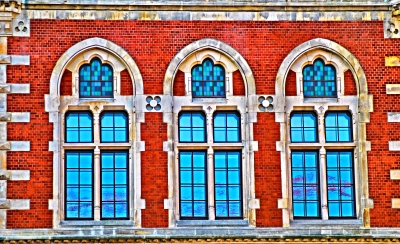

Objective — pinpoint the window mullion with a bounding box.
[94,147,101,221]
[319,148,329,220]
[207,147,215,220]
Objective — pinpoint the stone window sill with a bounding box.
[60,220,134,227]
[290,219,362,228]
[175,220,250,227]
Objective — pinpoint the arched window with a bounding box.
[79,58,113,98]
[303,59,337,98]
[191,59,225,98]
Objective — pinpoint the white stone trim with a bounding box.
[0,170,29,180]
[275,38,373,228]
[386,84,400,94]
[9,199,30,210]
[392,198,400,208]
[388,112,400,122]
[0,112,29,122]
[390,169,400,180]
[0,84,29,94]
[9,55,29,65]
[389,141,400,151]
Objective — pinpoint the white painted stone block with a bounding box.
[388,112,400,122]
[163,141,173,152]
[11,112,30,122]
[249,141,258,152]
[136,199,146,209]
[10,84,29,94]
[275,112,285,123]
[276,141,284,152]
[44,94,60,112]
[392,198,400,209]
[135,141,145,152]
[386,84,400,94]
[164,198,173,209]
[390,169,400,180]
[248,198,260,209]
[278,198,288,209]
[9,170,30,180]
[11,56,30,65]
[10,200,30,210]
[389,141,400,151]
[48,141,58,152]
[10,141,30,151]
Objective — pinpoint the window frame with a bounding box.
[178,111,207,143]
[290,111,318,143]
[324,111,353,143]
[65,111,94,143]
[213,111,241,143]
[100,111,129,143]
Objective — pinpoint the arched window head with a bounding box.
[303,59,336,98]
[191,58,225,98]
[79,58,113,98]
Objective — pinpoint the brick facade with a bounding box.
[4,19,400,228]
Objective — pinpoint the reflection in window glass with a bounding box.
[214,151,242,218]
[192,58,225,98]
[79,58,113,98]
[65,112,93,143]
[101,112,128,143]
[291,151,320,218]
[65,151,93,219]
[290,112,317,143]
[179,151,207,219]
[326,151,355,218]
[303,59,337,98]
[179,112,206,142]
[101,151,129,219]
[325,112,352,142]
[214,112,240,143]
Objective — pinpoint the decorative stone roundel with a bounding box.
[258,96,274,112]
[146,96,161,111]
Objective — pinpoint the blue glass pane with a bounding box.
[306,202,319,217]
[325,114,337,127]
[327,170,339,184]
[66,113,79,127]
[193,186,206,200]
[66,152,79,168]
[193,152,205,167]
[102,171,114,184]
[214,128,226,142]
[228,171,240,184]
[102,187,114,201]
[216,202,228,217]
[66,170,78,185]
[181,202,193,217]
[193,170,205,184]
[101,128,114,142]
[181,187,192,200]
[80,171,92,185]
[214,114,226,127]
[228,152,240,167]
[303,128,316,142]
[114,113,127,127]
[328,186,339,200]
[338,128,351,141]
[80,128,92,142]
[291,128,302,142]
[215,153,226,168]
[227,128,239,142]
[304,152,317,167]
[115,171,127,185]
[193,202,206,217]
[180,128,191,142]
[215,171,226,185]
[227,114,239,127]
[229,186,240,200]
[102,114,113,127]
[180,152,192,167]
[115,203,128,218]
[203,59,213,81]
[192,113,205,127]
[306,171,317,184]
[229,202,241,217]
[329,202,340,217]
[180,171,192,184]
[292,171,304,185]
[192,128,205,142]
[115,187,127,201]
[326,128,338,142]
[115,153,127,168]
[338,113,351,127]
[80,153,92,168]
[342,202,354,216]
[291,152,304,168]
[115,128,127,142]
[192,66,202,80]
[293,202,305,217]
[303,114,316,127]
[102,153,114,168]
[292,186,304,200]
[214,66,225,81]
[80,187,92,201]
[306,187,318,200]
[66,129,79,143]
[102,203,114,218]
[66,203,79,218]
[339,152,352,167]
[179,113,191,127]
[67,188,78,201]
[80,113,92,127]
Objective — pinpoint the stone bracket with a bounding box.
[0,170,29,180]
[390,169,400,180]
[278,198,288,209]
[0,84,29,94]
[0,199,29,210]
[248,198,260,209]
[0,141,29,151]
[0,112,29,122]
[48,199,57,210]
[136,199,146,210]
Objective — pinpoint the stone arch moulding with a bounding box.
[45,37,145,228]
[163,38,256,97]
[275,38,374,228]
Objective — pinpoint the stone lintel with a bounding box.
[0,170,29,180]
[0,84,29,94]
[390,169,400,180]
[392,198,400,208]
[389,141,400,151]
[386,84,400,94]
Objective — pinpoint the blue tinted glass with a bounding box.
[102,114,113,127]
[66,152,79,168]
[181,202,193,217]
[192,128,205,142]
[181,187,192,200]
[66,113,79,127]
[66,203,79,218]
[102,153,114,168]
[325,114,337,127]
[339,152,352,167]
[179,113,191,127]
[229,186,240,200]
[214,128,226,142]
[303,114,316,127]
[303,128,316,142]
[228,152,240,167]
[215,152,226,168]
[227,114,239,127]
[215,170,227,185]
[216,202,228,217]
[102,203,114,218]
[194,202,206,217]
[193,152,205,167]
[228,170,240,184]
[66,129,79,143]
[306,202,319,217]
[115,203,127,218]
[291,113,316,143]
[80,128,92,143]
[80,113,92,127]
[114,113,127,127]
[304,152,317,167]
[192,113,205,127]
[80,153,92,168]
[115,171,127,184]
[115,187,127,201]
[291,114,302,127]
[215,186,227,200]
[67,170,79,185]
[338,128,351,141]
[115,152,127,168]
[326,128,338,142]
[115,128,127,142]
[193,170,205,184]
[67,188,79,201]
[291,152,304,168]
[180,152,192,167]
[180,128,191,142]
[193,186,206,200]
[214,114,226,127]
[338,113,350,127]
[227,128,239,142]
[291,128,302,143]
[102,171,114,184]
[293,202,304,217]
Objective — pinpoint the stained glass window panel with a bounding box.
[179,151,207,219]
[291,151,320,218]
[191,58,225,98]
[79,58,113,98]
[214,151,242,218]
[303,59,337,98]
[326,151,355,218]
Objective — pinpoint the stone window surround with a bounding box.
[46,38,145,228]
[275,38,374,228]
[162,39,260,227]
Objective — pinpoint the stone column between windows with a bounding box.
[319,148,328,220]
[207,147,215,220]
[94,147,101,220]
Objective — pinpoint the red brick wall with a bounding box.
[5,19,400,227]
[285,70,297,96]
[120,69,134,95]
[173,70,185,96]
[254,112,282,227]
[141,113,168,227]
[233,70,245,96]
[344,69,357,95]
[60,70,72,96]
